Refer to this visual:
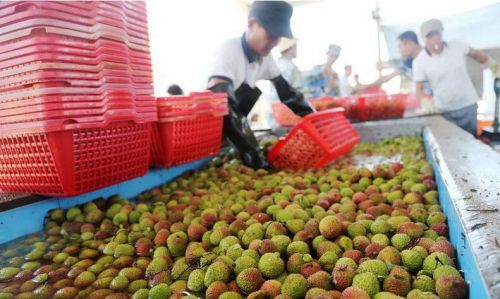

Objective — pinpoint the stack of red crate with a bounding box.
[150,92,228,167]
[0,1,156,196]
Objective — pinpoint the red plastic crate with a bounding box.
[268,108,360,170]
[0,1,148,18]
[157,92,228,119]
[0,45,151,65]
[0,2,149,35]
[150,113,226,167]
[0,110,157,135]
[0,75,152,93]
[0,83,152,102]
[0,121,151,196]
[271,102,301,127]
[309,96,337,111]
[0,104,156,124]
[43,1,149,20]
[0,94,155,111]
[356,93,406,121]
[0,60,151,78]
[0,69,152,87]
[0,52,152,72]
[0,33,151,59]
[0,26,149,52]
[0,17,149,43]
[0,93,154,110]
[404,93,421,109]
[324,94,407,121]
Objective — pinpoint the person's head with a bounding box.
[167,84,183,96]
[247,1,293,56]
[278,37,298,58]
[420,19,444,54]
[326,44,341,61]
[344,65,352,76]
[397,31,420,59]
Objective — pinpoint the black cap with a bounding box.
[249,1,293,38]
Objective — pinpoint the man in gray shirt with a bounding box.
[413,19,500,135]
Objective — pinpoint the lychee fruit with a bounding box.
[429,240,455,259]
[332,264,356,291]
[435,275,468,299]
[340,286,370,299]
[236,268,264,294]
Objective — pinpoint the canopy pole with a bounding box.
[372,0,382,77]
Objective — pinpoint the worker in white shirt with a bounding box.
[339,65,352,96]
[207,1,314,168]
[413,19,500,135]
[353,31,430,95]
[322,44,341,96]
[277,37,302,89]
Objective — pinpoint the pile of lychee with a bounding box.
[0,136,467,299]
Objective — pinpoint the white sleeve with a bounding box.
[264,55,281,80]
[412,58,427,82]
[452,41,471,55]
[210,41,237,84]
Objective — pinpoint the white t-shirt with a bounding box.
[338,74,351,96]
[413,41,478,111]
[210,37,281,89]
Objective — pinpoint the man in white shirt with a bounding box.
[339,65,352,96]
[208,1,314,168]
[277,38,302,89]
[322,44,341,96]
[353,31,430,95]
[413,19,500,135]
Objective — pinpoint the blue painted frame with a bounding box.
[0,158,210,245]
[423,128,488,299]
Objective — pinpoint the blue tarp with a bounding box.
[382,3,500,60]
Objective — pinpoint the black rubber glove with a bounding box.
[209,82,269,169]
[272,75,315,116]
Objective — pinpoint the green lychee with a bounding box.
[412,275,435,293]
[204,261,232,287]
[187,269,206,292]
[432,265,461,280]
[352,272,380,297]
[391,233,411,251]
[258,252,285,278]
[401,249,424,273]
[358,259,389,277]
[236,268,264,293]
[281,273,308,299]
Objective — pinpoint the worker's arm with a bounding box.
[468,48,500,78]
[415,82,426,101]
[208,77,231,88]
[208,79,268,169]
[353,71,399,92]
[468,48,489,64]
[414,81,438,114]
[271,75,315,116]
